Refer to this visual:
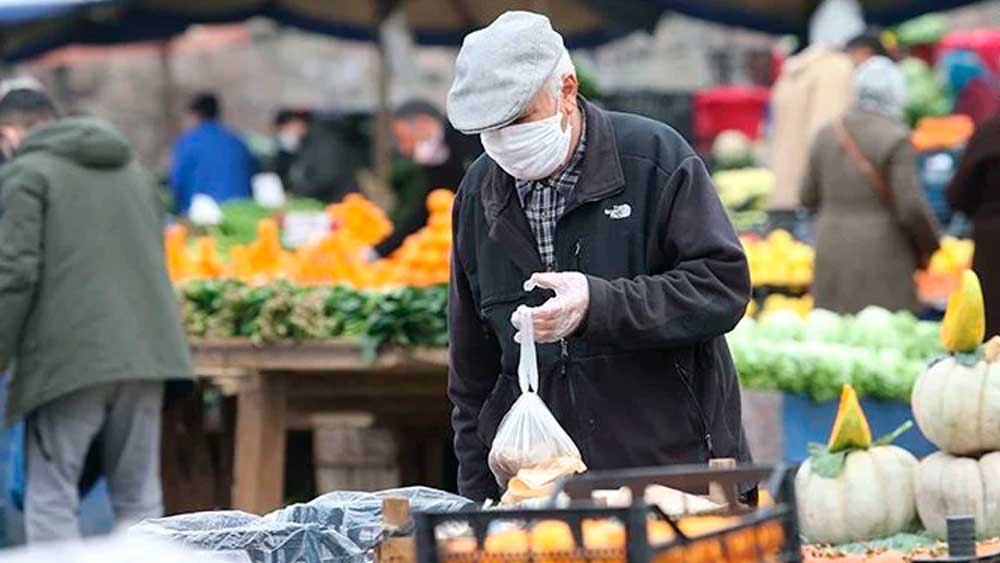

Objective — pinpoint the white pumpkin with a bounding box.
[915,451,1000,540]
[795,445,919,544]
[911,357,1000,455]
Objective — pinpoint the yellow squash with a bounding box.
[827,384,872,452]
[940,269,986,353]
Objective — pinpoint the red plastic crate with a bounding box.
[938,30,1000,75]
[693,86,770,151]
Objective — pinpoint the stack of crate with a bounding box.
[313,413,400,492]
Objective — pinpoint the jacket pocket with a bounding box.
[475,372,519,447]
[674,358,716,458]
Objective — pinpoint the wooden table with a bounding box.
[190,339,449,514]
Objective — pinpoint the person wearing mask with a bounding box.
[801,56,940,314]
[446,11,753,502]
[170,92,257,214]
[375,100,482,257]
[947,113,1000,338]
[844,30,890,66]
[273,108,310,189]
[0,88,191,541]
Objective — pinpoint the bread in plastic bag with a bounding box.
[488,307,585,491]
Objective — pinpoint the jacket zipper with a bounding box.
[674,359,715,458]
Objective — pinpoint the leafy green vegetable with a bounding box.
[730,306,942,403]
[177,280,449,359]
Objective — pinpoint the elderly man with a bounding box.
[446,11,754,502]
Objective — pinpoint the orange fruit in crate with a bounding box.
[723,527,758,563]
[484,529,529,563]
[756,521,785,557]
[582,520,625,563]
[531,520,576,551]
[441,537,477,559]
[682,537,724,563]
[676,515,738,537]
[531,520,577,563]
[581,519,625,550]
[647,520,676,545]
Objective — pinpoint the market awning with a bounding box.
[0,0,668,62]
[1,0,990,62]
[660,0,985,36]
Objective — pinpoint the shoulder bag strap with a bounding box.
[833,118,895,206]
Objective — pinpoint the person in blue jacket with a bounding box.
[170,92,257,214]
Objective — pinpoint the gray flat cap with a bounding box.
[447,11,565,134]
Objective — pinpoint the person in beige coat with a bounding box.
[800,56,939,314]
[769,46,855,209]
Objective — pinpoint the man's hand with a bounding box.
[511,272,590,343]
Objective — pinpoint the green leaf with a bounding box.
[809,448,848,478]
[807,442,828,457]
[874,420,913,446]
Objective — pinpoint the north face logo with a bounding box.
[604,203,632,220]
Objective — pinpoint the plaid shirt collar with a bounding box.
[515,108,587,203]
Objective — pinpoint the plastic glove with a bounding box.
[512,272,590,344]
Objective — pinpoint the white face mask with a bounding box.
[480,104,571,181]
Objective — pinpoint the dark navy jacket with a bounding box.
[448,100,754,501]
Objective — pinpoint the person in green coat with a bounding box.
[0,87,192,542]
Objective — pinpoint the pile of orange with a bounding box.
[326,193,393,247]
[165,190,454,289]
[379,189,453,287]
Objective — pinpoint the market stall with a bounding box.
[185,339,448,514]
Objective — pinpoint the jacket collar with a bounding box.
[481,99,625,223]
[478,99,626,275]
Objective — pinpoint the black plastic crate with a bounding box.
[414,464,800,563]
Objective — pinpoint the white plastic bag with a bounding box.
[487,307,585,490]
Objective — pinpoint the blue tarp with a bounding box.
[782,392,937,461]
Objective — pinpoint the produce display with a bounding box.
[795,385,917,545]
[756,294,814,319]
[912,271,995,455]
[713,167,773,232]
[915,451,1000,540]
[209,198,326,253]
[443,514,785,563]
[915,237,974,307]
[911,115,974,152]
[711,130,756,170]
[900,57,951,128]
[177,279,446,356]
[909,271,1000,540]
[167,190,453,289]
[729,307,942,403]
[740,229,814,288]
